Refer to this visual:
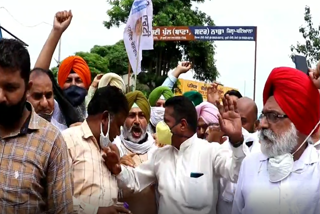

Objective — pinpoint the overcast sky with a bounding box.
[1,0,320,112]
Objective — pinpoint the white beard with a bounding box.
[122,125,147,144]
[259,123,298,158]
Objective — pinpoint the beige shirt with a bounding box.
[115,137,158,214]
[63,120,118,214]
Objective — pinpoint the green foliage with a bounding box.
[90,40,128,75]
[136,83,151,96]
[51,67,59,78]
[104,0,219,87]
[290,6,320,66]
[75,51,109,75]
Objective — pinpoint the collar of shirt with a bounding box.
[6,102,41,138]
[259,143,319,171]
[80,120,101,150]
[81,120,94,139]
[178,134,197,152]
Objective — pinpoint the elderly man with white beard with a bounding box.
[232,67,320,214]
[113,90,158,214]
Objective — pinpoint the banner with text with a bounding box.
[124,0,153,75]
[174,79,238,101]
[153,26,256,41]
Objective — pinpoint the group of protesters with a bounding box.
[0,9,320,214]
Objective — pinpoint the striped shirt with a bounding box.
[0,102,73,213]
[63,120,118,214]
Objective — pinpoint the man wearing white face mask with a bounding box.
[232,67,320,214]
[62,86,131,214]
[113,90,158,214]
[147,86,174,134]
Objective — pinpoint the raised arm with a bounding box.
[162,61,192,89]
[34,10,72,70]
[213,94,246,183]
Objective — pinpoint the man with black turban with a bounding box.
[233,67,320,214]
[112,91,158,214]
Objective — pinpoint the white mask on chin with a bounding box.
[260,121,320,183]
[150,106,165,127]
[100,114,112,149]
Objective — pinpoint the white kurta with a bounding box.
[232,143,320,214]
[315,140,320,150]
[116,134,246,214]
[218,131,261,214]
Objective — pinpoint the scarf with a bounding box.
[120,131,155,154]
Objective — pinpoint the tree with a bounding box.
[51,67,59,78]
[104,0,219,88]
[290,6,320,66]
[75,51,109,75]
[90,40,128,75]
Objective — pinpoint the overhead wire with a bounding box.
[0,6,60,65]
[0,6,52,27]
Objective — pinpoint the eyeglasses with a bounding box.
[259,112,288,123]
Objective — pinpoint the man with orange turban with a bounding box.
[57,56,91,107]
[232,67,320,214]
[58,56,92,89]
[52,56,92,128]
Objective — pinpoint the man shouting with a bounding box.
[113,91,158,214]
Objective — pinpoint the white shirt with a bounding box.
[218,131,260,214]
[116,134,246,214]
[232,143,320,214]
[315,140,320,150]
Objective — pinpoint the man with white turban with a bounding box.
[85,72,126,108]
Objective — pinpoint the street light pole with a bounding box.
[58,38,61,63]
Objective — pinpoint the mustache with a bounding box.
[259,129,278,143]
[129,124,143,132]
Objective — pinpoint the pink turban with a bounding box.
[196,101,219,124]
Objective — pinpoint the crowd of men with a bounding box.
[0,10,320,214]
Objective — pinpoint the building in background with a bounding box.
[121,73,136,91]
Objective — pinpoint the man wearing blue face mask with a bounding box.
[62,86,131,214]
[104,95,248,214]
